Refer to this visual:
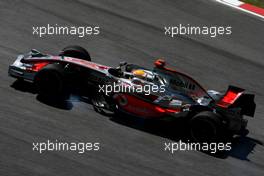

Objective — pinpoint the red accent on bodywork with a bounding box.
[155,106,166,113]
[27,62,50,72]
[155,106,180,113]
[165,108,181,113]
[154,59,166,68]
[217,90,243,108]
[115,93,181,118]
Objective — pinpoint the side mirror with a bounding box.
[30,49,45,57]
[154,59,166,68]
[119,61,127,67]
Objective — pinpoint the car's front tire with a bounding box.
[60,45,91,61]
[34,64,69,100]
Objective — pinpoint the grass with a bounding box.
[241,0,264,8]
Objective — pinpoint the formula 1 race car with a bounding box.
[8,46,256,142]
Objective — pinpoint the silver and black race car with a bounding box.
[8,46,256,142]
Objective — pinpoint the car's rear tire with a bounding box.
[190,111,223,142]
[34,64,69,100]
[60,45,91,61]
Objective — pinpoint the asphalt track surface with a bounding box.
[0,0,264,175]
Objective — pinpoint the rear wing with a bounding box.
[217,86,256,117]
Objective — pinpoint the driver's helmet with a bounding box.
[132,69,147,79]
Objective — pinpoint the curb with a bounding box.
[216,0,264,19]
